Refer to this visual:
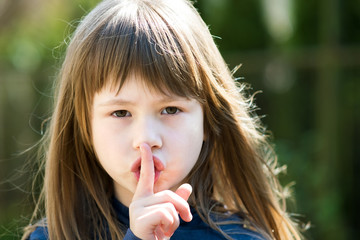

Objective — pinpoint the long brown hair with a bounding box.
[23,0,303,239]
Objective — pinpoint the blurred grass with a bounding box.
[1,0,359,239]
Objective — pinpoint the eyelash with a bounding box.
[111,107,181,118]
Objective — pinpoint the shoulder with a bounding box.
[27,226,49,240]
[212,209,266,240]
[174,209,266,240]
[219,221,266,240]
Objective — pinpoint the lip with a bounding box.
[131,155,165,183]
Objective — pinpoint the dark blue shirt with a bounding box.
[28,198,265,240]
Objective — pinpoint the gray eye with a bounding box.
[112,110,131,117]
[163,107,179,114]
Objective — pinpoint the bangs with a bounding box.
[82,0,203,99]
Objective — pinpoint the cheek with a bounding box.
[91,121,124,168]
[92,124,110,157]
[185,132,204,167]
[174,120,204,169]
[92,118,128,150]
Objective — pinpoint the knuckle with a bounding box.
[129,201,138,210]
[160,190,176,200]
[164,202,175,210]
[157,209,174,223]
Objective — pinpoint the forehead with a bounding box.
[97,72,178,100]
[99,71,190,100]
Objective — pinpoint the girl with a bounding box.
[23,0,303,239]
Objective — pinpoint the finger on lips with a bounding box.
[133,143,155,199]
[133,143,192,222]
[130,143,193,239]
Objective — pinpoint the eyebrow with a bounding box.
[97,95,189,107]
[97,99,134,107]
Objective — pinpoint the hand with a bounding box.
[129,143,193,240]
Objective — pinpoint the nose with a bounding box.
[132,116,162,151]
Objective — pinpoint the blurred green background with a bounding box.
[0,0,359,239]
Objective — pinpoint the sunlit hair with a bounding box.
[23,0,303,239]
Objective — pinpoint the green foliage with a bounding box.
[1,0,359,239]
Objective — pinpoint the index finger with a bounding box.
[133,143,155,200]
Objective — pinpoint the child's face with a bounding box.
[91,74,204,206]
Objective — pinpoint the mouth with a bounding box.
[130,156,165,183]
